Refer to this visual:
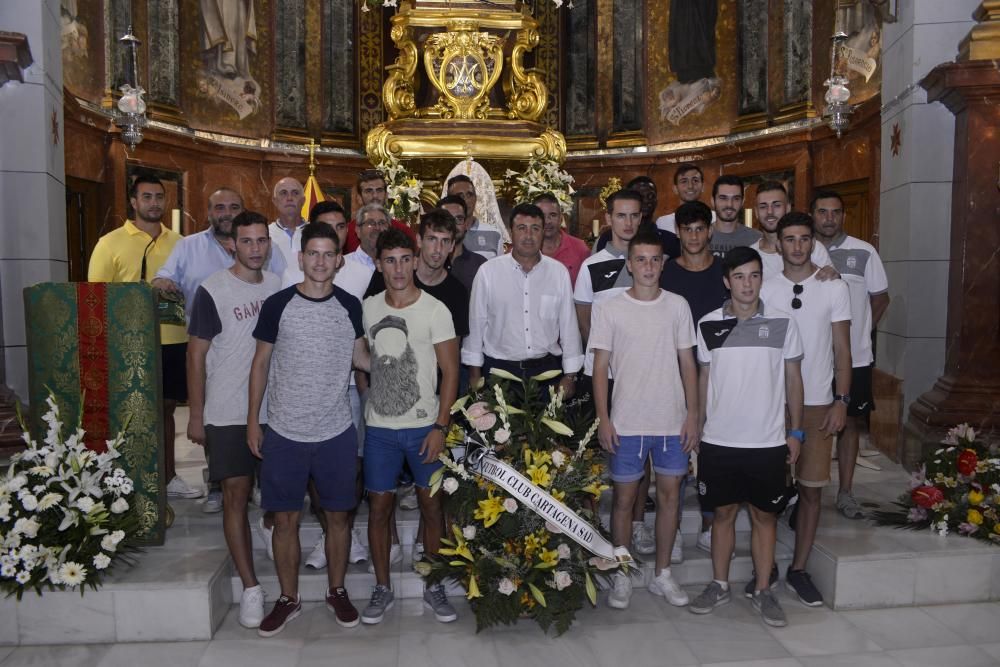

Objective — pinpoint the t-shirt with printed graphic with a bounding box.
[574,244,632,377]
[463,219,505,260]
[253,285,364,442]
[760,270,851,406]
[697,301,803,448]
[825,234,888,367]
[189,269,282,427]
[589,289,696,436]
[709,225,762,261]
[363,291,456,430]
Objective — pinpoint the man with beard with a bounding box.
[655,163,716,234]
[268,177,307,269]
[448,175,505,260]
[591,177,681,259]
[463,203,583,395]
[361,229,459,625]
[155,186,287,512]
[186,211,282,629]
[90,175,198,501]
[749,182,833,280]
[437,194,486,295]
[708,175,761,260]
[536,192,589,287]
[248,223,371,636]
[343,169,417,253]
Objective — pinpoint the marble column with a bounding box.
[903,6,1000,464]
[874,0,979,461]
[0,0,68,403]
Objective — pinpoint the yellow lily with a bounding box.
[535,548,559,569]
[474,492,505,527]
[467,575,482,599]
[527,464,552,488]
[583,480,610,499]
[438,524,475,561]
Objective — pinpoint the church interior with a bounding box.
[0,0,998,664]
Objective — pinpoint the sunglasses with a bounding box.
[791,284,804,310]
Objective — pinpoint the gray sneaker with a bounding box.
[423,583,458,623]
[688,581,731,615]
[836,490,865,520]
[751,589,787,627]
[361,584,395,624]
[743,563,779,598]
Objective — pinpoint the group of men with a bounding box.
[87,161,888,634]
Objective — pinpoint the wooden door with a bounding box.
[66,176,103,282]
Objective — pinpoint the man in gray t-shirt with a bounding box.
[708,175,761,260]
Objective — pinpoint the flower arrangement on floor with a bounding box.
[504,157,576,214]
[375,154,425,225]
[872,424,1000,543]
[0,394,140,599]
[420,369,631,635]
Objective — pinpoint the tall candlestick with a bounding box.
[592,219,599,237]
[171,209,181,235]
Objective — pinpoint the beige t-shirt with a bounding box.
[588,290,696,436]
[362,290,456,429]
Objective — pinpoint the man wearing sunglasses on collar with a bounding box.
[759,212,852,609]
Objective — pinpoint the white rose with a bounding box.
[553,570,572,591]
[442,478,460,495]
[551,450,566,468]
[13,518,39,539]
[110,498,129,514]
[75,497,95,513]
[462,525,477,540]
[557,543,571,560]
[93,553,111,570]
[7,475,26,492]
[494,428,511,444]
[20,494,38,511]
[503,498,518,513]
[0,502,11,521]
[497,577,516,596]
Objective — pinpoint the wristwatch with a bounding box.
[834,394,851,406]
[430,422,450,434]
[787,429,806,443]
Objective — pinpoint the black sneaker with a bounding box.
[644,496,656,512]
[258,594,302,637]
[785,568,823,607]
[743,563,779,598]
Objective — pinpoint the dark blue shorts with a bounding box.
[363,425,443,493]
[260,426,358,512]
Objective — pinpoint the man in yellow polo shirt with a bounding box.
[88,175,203,500]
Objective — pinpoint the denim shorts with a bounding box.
[609,434,688,483]
[363,424,443,493]
[260,426,357,512]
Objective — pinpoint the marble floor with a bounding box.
[3,410,999,665]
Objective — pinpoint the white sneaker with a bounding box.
[166,476,204,499]
[671,530,684,564]
[632,522,655,556]
[202,489,223,514]
[349,528,368,564]
[238,585,265,628]
[607,572,632,609]
[398,484,419,511]
[305,534,327,569]
[411,542,425,571]
[257,516,274,561]
[367,543,402,574]
[649,570,689,607]
[697,527,712,553]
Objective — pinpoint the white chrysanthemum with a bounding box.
[15,570,30,585]
[37,493,62,511]
[58,562,86,586]
[13,518,40,539]
[0,563,16,578]
[551,450,566,468]
[110,498,129,514]
[93,553,111,570]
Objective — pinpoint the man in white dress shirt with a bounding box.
[462,203,582,398]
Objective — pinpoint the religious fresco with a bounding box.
[60,0,104,100]
[835,0,882,104]
[183,0,269,130]
[647,0,737,144]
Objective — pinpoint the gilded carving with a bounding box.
[423,27,504,120]
[384,24,419,118]
[505,26,548,122]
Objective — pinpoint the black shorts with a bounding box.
[841,365,875,417]
[161,343,188,402]
[697,442,790,513]
[205,425,258,482]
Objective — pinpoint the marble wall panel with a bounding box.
[323,0,356,135]
[147,0,181,107]
[565,0,596,137]
[274,0,307,128]
[612,0,644,133]
[738,0,768,115]
[782,0,811,106]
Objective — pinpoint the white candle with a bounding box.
[171,209,181,235]
[592,219,599,237]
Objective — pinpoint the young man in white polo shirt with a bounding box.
[812,190,890,519]
[690,246,804,628]
[591,229,700,610]
[759,211,852,608]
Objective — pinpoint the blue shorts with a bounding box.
[609,435,688,483]
[364,425,443,493]
[260,427,358,512]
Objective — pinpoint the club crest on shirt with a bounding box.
[846,255,857,269]
[758,325,770,339]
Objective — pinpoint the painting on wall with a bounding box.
[835,0,882,104]
[180,0,272,137]
[60,0,104,100]
[647,0,737,145]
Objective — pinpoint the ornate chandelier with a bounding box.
[823,31,853,138]
[113,25,147,150]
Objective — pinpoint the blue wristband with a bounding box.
[787,429,805,443]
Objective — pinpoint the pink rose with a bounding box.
[467,402,497,431]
